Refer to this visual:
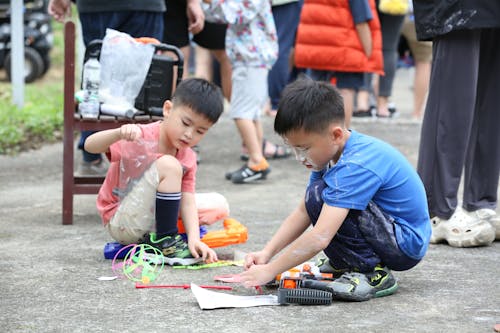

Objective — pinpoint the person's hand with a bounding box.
[239,263,276,288]
[47,0,72,22]
[188,239,218,263]
[243,250,271,270]
[119,124,142,141]
[187,0,205,34]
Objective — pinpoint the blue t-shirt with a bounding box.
[309,130,431,259]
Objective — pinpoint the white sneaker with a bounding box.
[430,207,496,247]
[467,208,500,240]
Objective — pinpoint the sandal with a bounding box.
[240,139,292,161]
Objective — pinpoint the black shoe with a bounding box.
[225,164,247,180]
[352,109,373,118]
[229,164,271,184]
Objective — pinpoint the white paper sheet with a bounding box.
[190,283,279,309]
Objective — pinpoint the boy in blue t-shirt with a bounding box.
[240,78,431,301]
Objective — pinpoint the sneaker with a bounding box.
[227,164,271,184]
[316,258,349,277]
[77,158,108,176]
[323,266,398,302]
[352,109,373,118]
[430,207,496,247]
[225,164,246,180]
[466,208,500,241]
[145,233,202,266]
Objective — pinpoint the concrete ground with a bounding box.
[1,70,499,333]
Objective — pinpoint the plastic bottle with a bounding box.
[79,55,101,119]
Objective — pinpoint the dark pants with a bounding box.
[78,11,164,162]
[417,29,500,219]
[267,1,303,110]
[305,179,420,272]
[378,12,405,97]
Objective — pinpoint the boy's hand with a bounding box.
[243,250,271,270]
[188,239,218,263]
[239,263,276,288]
[120,124,142,141]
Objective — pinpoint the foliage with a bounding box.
[0,21,65,155]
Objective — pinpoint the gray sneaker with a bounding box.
[303,265,398,302]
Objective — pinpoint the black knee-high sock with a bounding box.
[155,191,181,238]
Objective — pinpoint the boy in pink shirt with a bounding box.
[85,78,224,265]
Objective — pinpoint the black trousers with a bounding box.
[417,28,500,219]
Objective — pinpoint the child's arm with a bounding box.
[240,204,349,287]
[84,124,142,154]
[349,0,374,57]
[356,22,373,58]
[180,192,218,262]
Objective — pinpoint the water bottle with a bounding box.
[79,55,101,119]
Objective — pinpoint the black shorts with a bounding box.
[163,0,189,47]
[193,21,227,50]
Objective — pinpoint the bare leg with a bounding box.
[234,118,264,166]
[356,89,371,111]
[194,45,213,81]
[376,95,391,116]
[340,88,354,128]
[412,60,431,119]
[211,49,232,101]
[179,45,191,79]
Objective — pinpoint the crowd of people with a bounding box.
[48,0,499,303]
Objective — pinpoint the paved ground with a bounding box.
[1,70,499,332]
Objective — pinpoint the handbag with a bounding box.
[378,0,409,15]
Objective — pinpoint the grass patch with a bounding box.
[0,20,66,155]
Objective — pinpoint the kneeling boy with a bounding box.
[240,78,431,301]
[85,78,224,265]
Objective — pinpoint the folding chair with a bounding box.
[62,21,183,225]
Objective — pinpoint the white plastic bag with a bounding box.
[99,29,155,108]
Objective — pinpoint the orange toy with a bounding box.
[177,218,248,248]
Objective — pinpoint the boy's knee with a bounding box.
[155,155,183,177]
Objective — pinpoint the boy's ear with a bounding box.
[329,125,345,144]
[163,100,173,118]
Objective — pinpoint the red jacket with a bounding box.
[294,0,383,75]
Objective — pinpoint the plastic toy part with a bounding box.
[278,288,332,305]
[104,218,247,259]
[200,218,248,248]
[111,244,164,284]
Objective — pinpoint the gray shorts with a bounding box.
[230,67,269,120]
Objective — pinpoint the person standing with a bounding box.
[265,0,303,117]
[202,0,279,184]
[294,0,384,128]
[414,0,500,247]
[400,4,432,121]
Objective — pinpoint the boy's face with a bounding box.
[161,100,213,150]
[284,125,346,171]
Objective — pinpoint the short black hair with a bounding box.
[171,78,224,124]
[274,77,345,136]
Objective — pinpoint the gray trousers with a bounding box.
[417,28,500,219]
